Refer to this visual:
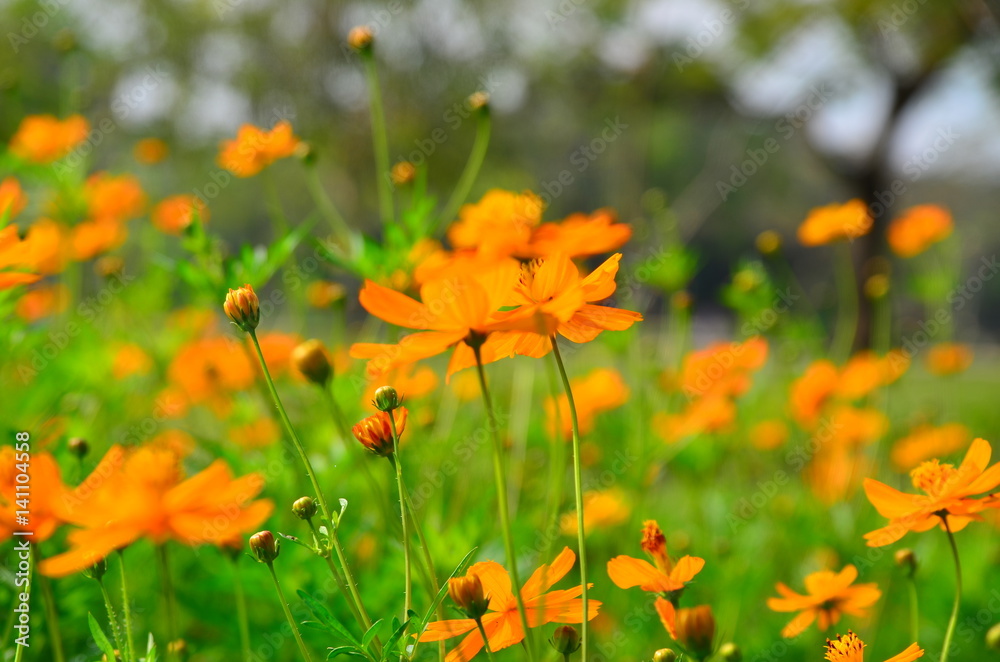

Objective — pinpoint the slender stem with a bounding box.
[401,482,446,662]
[98,579,127,662]
[907,575,920,645]
[330,527,376,633]
[550,337,589,662]
[156,545,179,660]
[306,518,366,630]
[831,241,859,361]
[940,520,962,662]
[32,546,66,662]
[434,111,491,233]
[266,563,314,662]
[474,618,497,662]
[231,558,253,662]
[540,354,567,567]
[116,550,135,662]
[304,163,352,244]
[362,54,393,227]
[472,343,535,662]
[388,413,412,654]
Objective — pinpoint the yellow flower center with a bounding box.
[824,631,865,662]
[910,459,958,496]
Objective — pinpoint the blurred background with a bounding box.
[3,0,1000,339]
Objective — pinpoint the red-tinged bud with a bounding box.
[549,625,581,656]
[224,284,259,332]
[352,408,407,457]
[449,573,490,619]
[249,530,280,564]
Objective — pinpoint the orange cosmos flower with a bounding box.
[418,547,601,662]
[823,631,923,662]
[15,283,69,322]
[546,368,629,440]
[218,120,301,177]
[0,448,70,543]
[891,423,970,470]
[493,253,643,357]
[152,195,209,234]
[767,565,881,637]
[925,343,972,376]
[306,280,346,308]
[230,417,281,450]
[791,360,839,426]
[0,177,27,219]
[9,114,89,163]
[559,488,631,535]
[353,408,408,457]
[863,438,1000,547]
[133,137,169,164]
[527,209,632,258]
[167,337,256,415]
[41,444,272,577]
[84,172,147,223]
[674,337,769,400]
[349,259,547,379]
[607,520,705,595]
[835,351,908,400]
[750,420,789,450]
[653,396,736,444]
[72,219,127,260]
[798,200,872,246]
[447,189,545,258]
[887,204,952,258]
[111,343,153,379]
[19,219,69,274]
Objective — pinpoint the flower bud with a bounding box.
[467,91,490,112]
[675,605,715,658]
[864,274,890,300]
[95,256,125,278]
[168,639,187,656]
[987,622,1000,651]
[652,649,677,662]
[895,548,917,577]
[224,284,260,332]
[719,642,742,661]
[391,161,416,186]
[68,436,89,459]
[348,25,374,52]
[449,573,490,619]
[549,625,581,656]
[249,530,280,563]
[83,557,108,581]
[295,141,317,166]
[756,230,782,256]
[292,496,318,520]
[670,291,691,311]
[352,408,407,457]
[291,339,332,386]
[373,386,401,412]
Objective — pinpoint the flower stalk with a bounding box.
[940,519,962,662]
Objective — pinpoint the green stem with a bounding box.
[540,355,567,567]
[330,527,376,633]
[231,557,253,662]
[401,481,446,662]
[306,518,366,630]
[116,550,135,662]
[472,343,535,662]
[550,337,589,662]
[388,412,412,652]
[474,618,497,662]
[266,563,314,662]
[98,579,127,662]
[32,546,65,662]
[940,520,962,662]
[304,163,352,244]
[362,54,393,227]
[831,241,859,361]
[434,110,491,233]
[156,545,179,660]
[907,575,920,645]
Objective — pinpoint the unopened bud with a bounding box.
[83,557,108,581]
[895,548,917,577]
[95,256,124,278]
[653,649,677,662]
[671,291,691,311]
[675,605,715,658]
[352,409,407,457]
[986,622,1000,650]
[391,161,416,186]
[864,274,890,300]
[719,642,742,661]
[168,639,187,656]
[291,339,332,386]
[68,437,89,459]
[449,573,490,619]
[549,625,581,656]
[224,284,260,332]
[292,496,318,520]
[373,386,401,412]
[756,230,782,256]
[249,530,280,563]
[467,91,490,112]
[295,141,316,165]
[348,25,374,52]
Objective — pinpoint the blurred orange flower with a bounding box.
[0,449,69,543]
[559,488,631,535]
[72,219,127,260]
[134,137,169,164]
[41,444,273,577]
[767,565,880,637]
[152,195,209,234]
[925,343,972,376]
[16,283,69,322]
[750,419,789,450]
[528,209,632,258]
[9,114,89,163]
[361,363,438,405]
[864,438,1000,546]
[674,337,769,400]
[607,520,705,594]
[448,189,545,258]
[798,200,872,246]
[824,631,923,662]
[418,547,600,662]
[218,120,301,177]
[0,177,27,219]
[790,360,839,426]
[112,343,153,379]
[167,337,256,415]
[85,172,147,223]
[835,351,908,400]
[306,280,345,308]
[653,396,735,443]
[255,331,302,377]
[546,368,628,440]
[891,423,970,470]
[230,417,281,449]
[887,204,952,258]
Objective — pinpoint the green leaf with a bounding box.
[277,531,316,553]
[145,632,158,662]
[361,618,383,650]
[297,589,360,646]
[327,646,368,659]
[88,613,117,662]
[381,618,412,662]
